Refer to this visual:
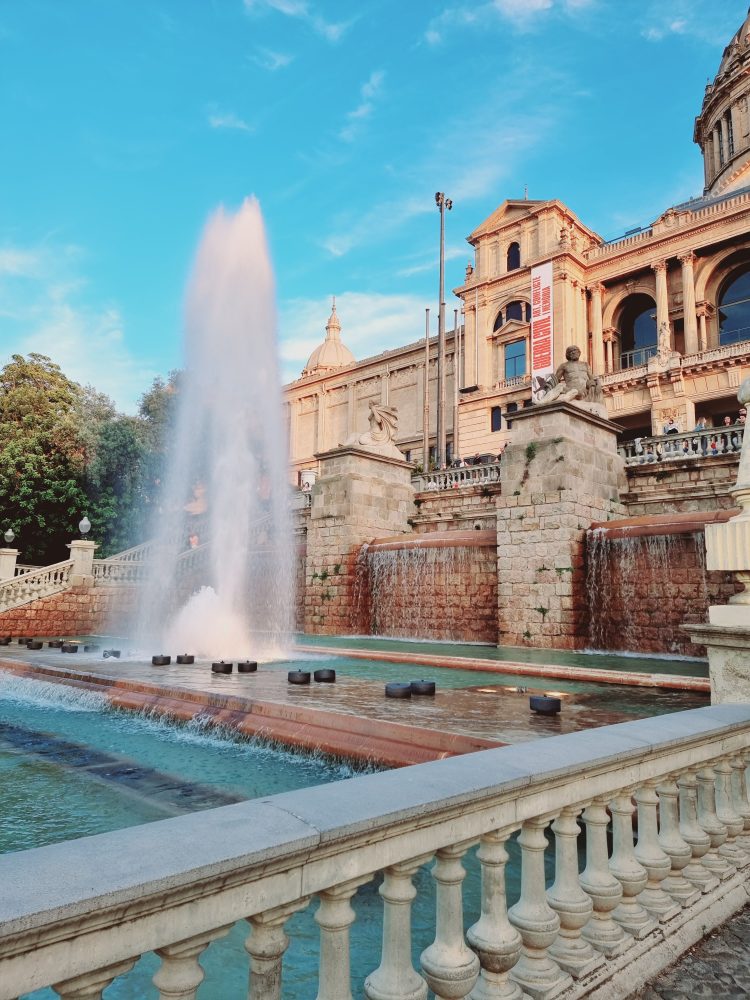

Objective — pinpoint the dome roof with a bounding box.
[717,9,750,78]
[302,298,356,376]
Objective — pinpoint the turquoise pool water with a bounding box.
[296,634,709,678]
[1,674,527,999]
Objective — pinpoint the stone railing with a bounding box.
[682,336,750,367]
[101,539,155,563]
[413,461,503,492]
[584,227,655,261]
[13,564,40,576]
[619,426,744,465]
[290,489,313,510]
[496,374,532,390]
[3,707,749,1000]
[91,558,150,586]
[0,559,74,613]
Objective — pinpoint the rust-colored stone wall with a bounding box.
[412,483,501,533]
[0,585,138,638]
[586,530,739,656]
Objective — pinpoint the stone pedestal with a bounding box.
[0,548,19,581]
[684,623,750,702]
[66,540,97,586]
[496,402,625,650]
[304,447,416,634]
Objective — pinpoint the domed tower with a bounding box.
[301,297,356,376]
[695,7,750,195]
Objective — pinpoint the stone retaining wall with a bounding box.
[0,585,138,638]
[623,454,739,516]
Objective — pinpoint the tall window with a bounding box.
[505,300,531,323]
[505,339,526,379]
[618,294,657,368]
[718,268,750,346]
[726,110,735,157]
[491,406,502,432]
[507,241,521,271]
[717,120,725,166]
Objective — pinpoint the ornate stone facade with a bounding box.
[284,11,750,478]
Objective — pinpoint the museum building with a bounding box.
[284,9,750,481]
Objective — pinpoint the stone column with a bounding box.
[316,390,327,454]
[0,548,19,581]
[651,261,670,343]
[602,328,617,373]
[704,133,714,188]
[679,252,699,356]
[66,540,97,586]
[589,285,605,376]
[153,927,231,1000]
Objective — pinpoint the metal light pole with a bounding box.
[423,308,430,469]
[435,191,452,468]
[453,306,460,463]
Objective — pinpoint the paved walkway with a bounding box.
[635,906,750,998]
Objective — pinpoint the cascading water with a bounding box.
[586,528,711,654]
[137,198,293,659]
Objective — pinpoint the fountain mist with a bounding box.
[138,198,293,658]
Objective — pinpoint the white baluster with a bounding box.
[579,799,632,956]
[245,899,310,1000]
[696,766,734,879]
[467,830,523,1000]
[52,959,137,999]
[365,857,431,1000]
[730,754,750,851]
[420,842,480,1000]
[153,925,232,999]
[546,807,603,978]
[714,758,749,867]
[656,777,700,906]
[508,818,571,1000]
[678,770,719,892]
[316,876,371,1000]
[608,792,655,938]
[634,782,680,921]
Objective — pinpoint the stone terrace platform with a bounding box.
[0,642,708,767]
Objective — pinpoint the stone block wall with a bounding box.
[623,454,739,516]
[496,490,618,649]
[412,484,501,533]
[0,585,138,638]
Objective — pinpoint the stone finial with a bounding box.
[325,297,341,340]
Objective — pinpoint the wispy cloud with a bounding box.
[339,70,385,143]
[207,107,253,132]
[279,291,428,383]
[395,245,465,279]
[243,0,352,43]
[250,46,294,71]
[0,240,157,412]
[425,0,594,44]
[640,0,741,46]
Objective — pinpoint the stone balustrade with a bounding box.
[13,564,41,576]
[91,558,151,585]
[100,540,155,563]
[413,461,503,493]
[619,426,744,466]
[2,706,750,1000]
[0,559,74,613]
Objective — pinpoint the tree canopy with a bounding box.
[0,353,179,563]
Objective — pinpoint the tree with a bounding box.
[0,354,88,563]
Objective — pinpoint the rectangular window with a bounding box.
[726,110,735,156]
[504,339,527,380]
[491,406,502,432]
[717,121,725,166]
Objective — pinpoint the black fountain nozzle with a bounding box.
[288,670,311,685]
[47,639,63,648]
[0,636,11,646]
[385,682,412,699]
[313,668,336,683]
[238,660,257,673]
[103,649,121,659]
[83,644,100,653]
[410,680,436,696]
[26,640,43,650]
[529,695,562,716]
[61,642,79,653]
[176,654,195,664]
[212,661,233,674]
[152,654,171,666]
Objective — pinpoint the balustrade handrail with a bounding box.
[413,460,503,492]
[619,425,744,465]
[2,706,749,998]
[13,563,40,575]
[0,558,74,611]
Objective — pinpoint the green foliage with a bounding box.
[524,442,538,464]
[533,606,549,621]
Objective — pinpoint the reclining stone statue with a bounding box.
[342,400,405,459]
[534,345,604,409]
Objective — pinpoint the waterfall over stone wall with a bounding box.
[355,534,497,642]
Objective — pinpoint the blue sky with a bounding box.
[0,0,746,411]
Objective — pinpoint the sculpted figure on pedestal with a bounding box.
[535,345,603,408]
[342,400,405,459]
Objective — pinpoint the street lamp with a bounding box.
[3,528,14,547]
[78,516,91,539]
[435,192,452,468]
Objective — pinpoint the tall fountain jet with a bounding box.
[138,198,294,659]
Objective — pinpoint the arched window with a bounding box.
[718,268,750,346]
[507,242,521,271]
[505,301,531,323]
[490,406,502,432]
[618,294,657,368]
[493,310,504,332]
